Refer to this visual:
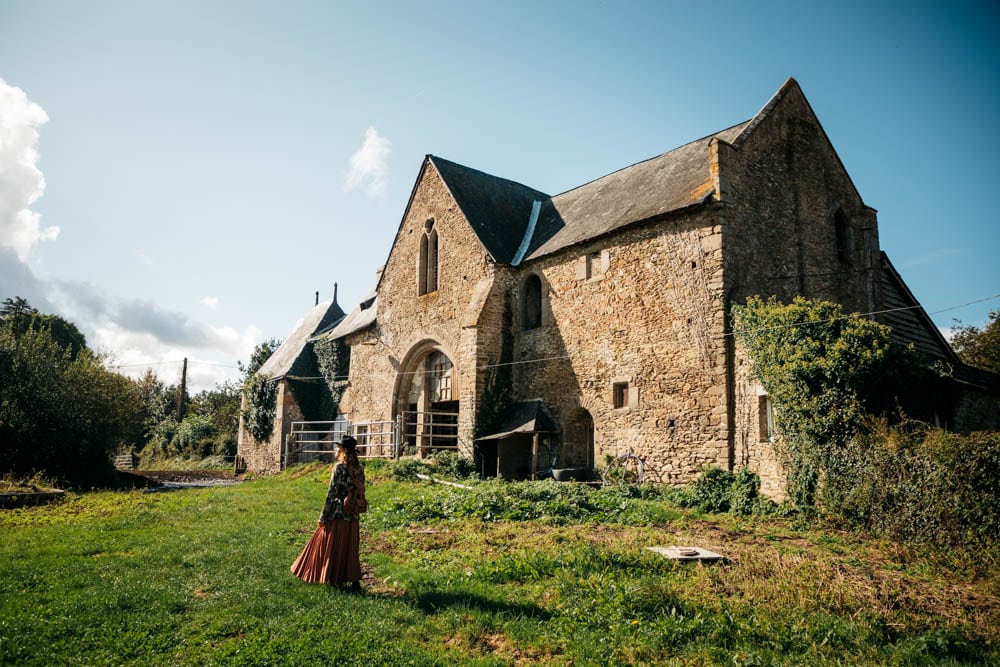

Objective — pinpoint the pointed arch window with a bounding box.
[523,274,542,330]
[418,220,439,295]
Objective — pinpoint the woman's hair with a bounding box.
[339,435,361,467]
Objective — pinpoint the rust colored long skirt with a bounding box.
[290,519,361,585]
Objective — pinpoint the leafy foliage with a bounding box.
[733,297,922,508]
[0,317,138,483]
[951,310,1000,374]
[430,450,479,479]
[1,295,87,358]
[313,336,350,418]
[674,466,775,516]
[834,421,1000,546]
[241,373,277,442]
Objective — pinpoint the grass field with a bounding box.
[1,462,997,665]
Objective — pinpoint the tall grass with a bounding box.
[2,463,997,665]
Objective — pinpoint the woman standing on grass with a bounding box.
[291,435,365,589]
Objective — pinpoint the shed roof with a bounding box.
[477,399,561,440]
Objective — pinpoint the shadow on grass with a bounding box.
[404,588,551,620]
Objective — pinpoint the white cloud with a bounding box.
[0,78,60,261]
[344,126,391,197]
[201,296,219,308]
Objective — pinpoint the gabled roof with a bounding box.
[429,156,550,264]
[257,299,345,379]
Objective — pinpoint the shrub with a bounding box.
[836,422,1000,546]
[390,458,429,481]
[430,450,478,479]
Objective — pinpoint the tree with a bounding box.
[951,310,1000,374]
[1,295,87,358]
[0,323,139,483]
[238,338,281,385]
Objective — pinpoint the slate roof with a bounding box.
[429,156,549,264]
[257,299,345,379]
[524,122,749,260]
[429,124,750,264]
[317,289,378,342]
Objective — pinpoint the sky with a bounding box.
[1,0,998,393]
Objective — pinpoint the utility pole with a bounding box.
[176,357,187,421]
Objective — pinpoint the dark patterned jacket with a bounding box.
[319,462,365,523]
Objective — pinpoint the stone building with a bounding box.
[236,297,344,474]
[249,78,979,498]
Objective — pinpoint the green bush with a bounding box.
[430,450,478,479]
[389,458,429,481]
[836,422,1000,546]
[674,467,775,516]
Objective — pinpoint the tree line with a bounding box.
[0,296,279,485]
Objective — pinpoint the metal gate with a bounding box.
[285,409,462,468]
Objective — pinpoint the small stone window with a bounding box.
[523,274,542,330]
[758,395,775,442]
[613,382,629,409]
[418,219,439,295]
[576,249,608,281]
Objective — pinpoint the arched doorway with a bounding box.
[393,342,459,455]
[563,408,595,470]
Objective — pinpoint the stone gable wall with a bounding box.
[719,85,885,497]
[336,162,499,455]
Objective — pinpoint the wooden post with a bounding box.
[531,433,539,480]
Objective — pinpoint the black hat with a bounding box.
[338,435,358,452]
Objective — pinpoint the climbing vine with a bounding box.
[732,297,899,508]
[241,373,278,442]
[313,337,350,417]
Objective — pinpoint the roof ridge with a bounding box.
[548,120,750,201]
[732,76,800,146]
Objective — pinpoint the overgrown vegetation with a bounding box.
[1,296,270,481]
[240,372,278,443]
[1,300,139,484]
[733,296,1000,546]
[1,466,996,665]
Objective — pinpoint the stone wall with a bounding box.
[512,210,732,485]
[236,379,304,474]
[719,82,883,498]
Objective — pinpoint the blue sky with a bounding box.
[1,0,998,392]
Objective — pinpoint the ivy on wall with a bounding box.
[313,337,351,417]
[241,373,278,442]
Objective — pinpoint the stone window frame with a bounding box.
[575,248,610,282]
[757,392,775,443]
[522,272,543,330]
[417,219,439,295]
[611,376,637,412]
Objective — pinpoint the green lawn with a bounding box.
[1,463,997,665]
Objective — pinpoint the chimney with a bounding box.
[332,282,338,306]
[315,291,319,306]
